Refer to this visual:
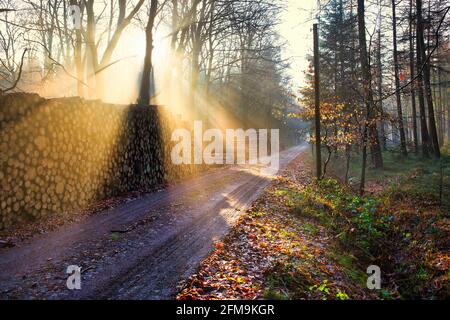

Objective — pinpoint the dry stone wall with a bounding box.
[0,93,199,229]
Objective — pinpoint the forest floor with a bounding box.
[177,147,450,300]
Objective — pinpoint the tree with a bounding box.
[391,0,408,156]
[416,0,440,158]
[84,0,145,98]
[313,23,322,179]
[357,0,383,194]
[138,0,158,105]
[408,0,419,154]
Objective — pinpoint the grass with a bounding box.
[345,146,450,210]
[302,222,319,235]
[328,251,367,285]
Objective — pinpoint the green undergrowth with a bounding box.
[261,181,374,300]
[178,147,449,300]
[267,170,448,298]
[299,148,450,299]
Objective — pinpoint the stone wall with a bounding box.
[0,93,198,229]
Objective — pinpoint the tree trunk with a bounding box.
[313,24,322,180]
[85,0,99,98]
[138,0,158,105]
[437,61,443,144]
[377,23,386,151]
[190,0,206,120]
[70,0,84,97]
[416,0,440,157]
[191,42,201,117]
[392,0,407,156]
[415,0,431,157]
[409,0,418,154]
[358,0,382,194]
[447,84,450,142]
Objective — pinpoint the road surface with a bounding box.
[0,144,307,299]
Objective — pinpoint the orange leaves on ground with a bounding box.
[177,156,368,300]
[215,242,225,250]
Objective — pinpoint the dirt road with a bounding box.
[0,144,307,299]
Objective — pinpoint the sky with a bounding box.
[277,0,318,90]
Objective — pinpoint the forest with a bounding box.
[0,0,293,131]
[299,0,449,194]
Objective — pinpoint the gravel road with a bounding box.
[0,144,307,299]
